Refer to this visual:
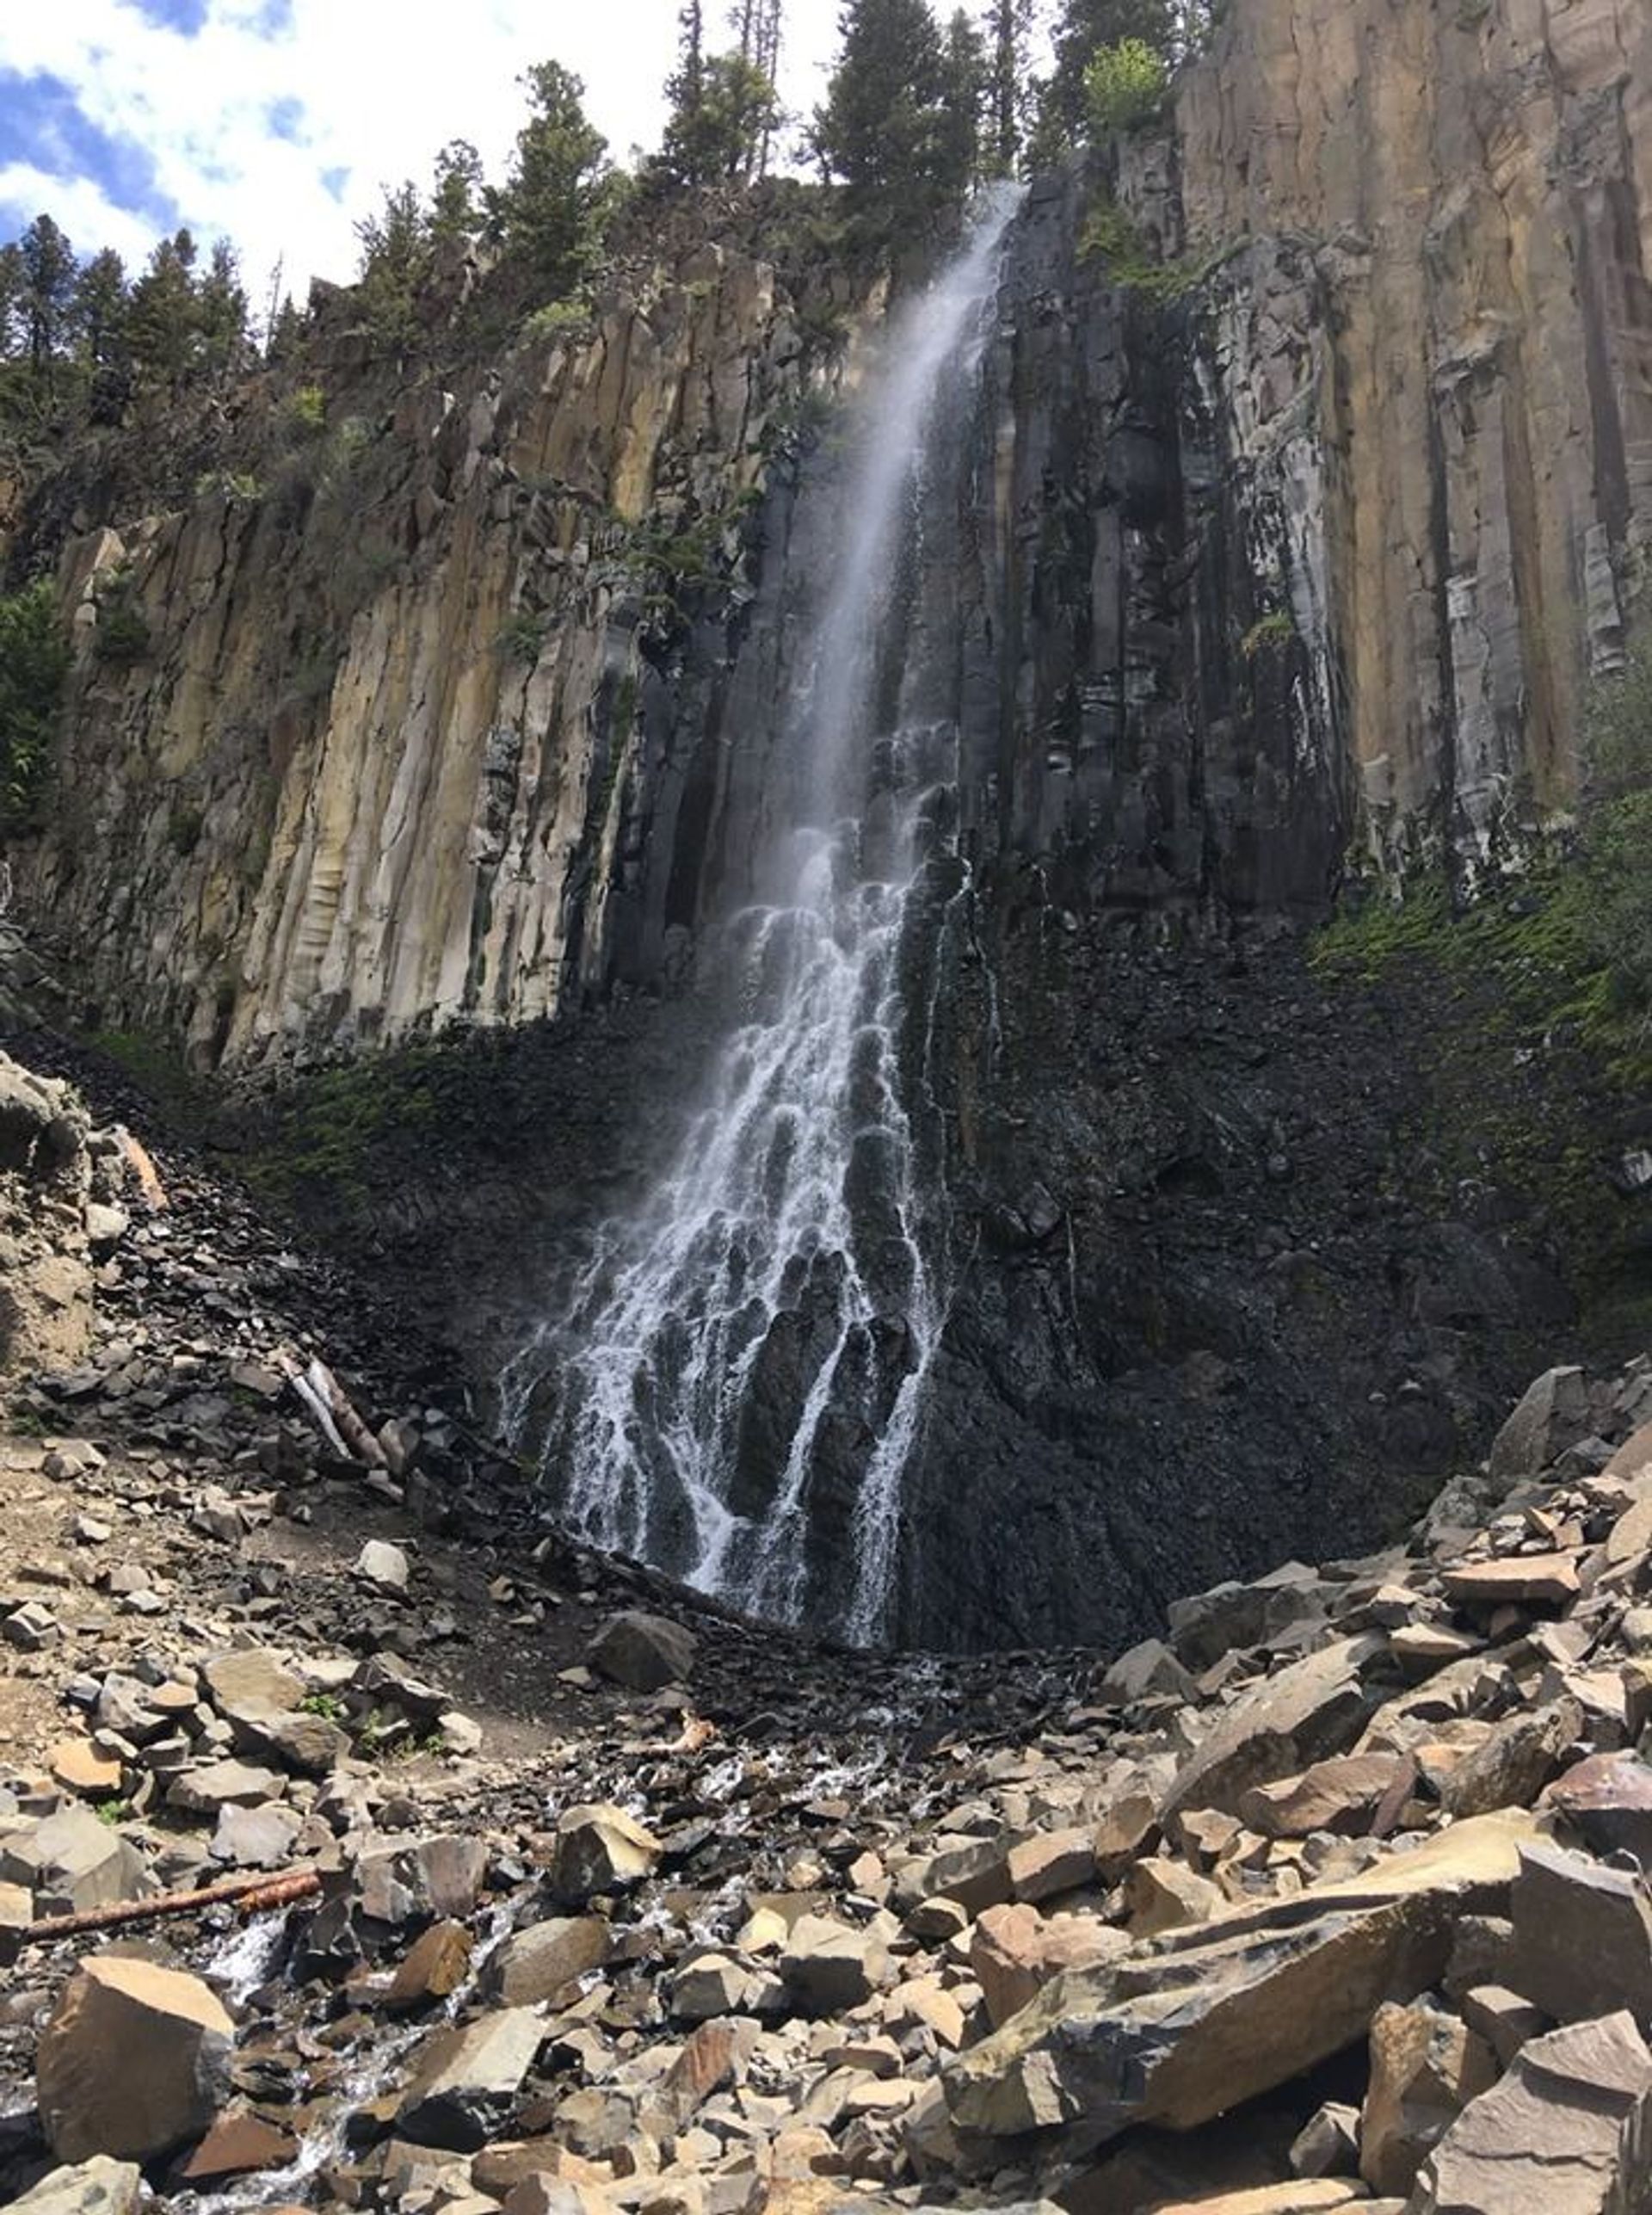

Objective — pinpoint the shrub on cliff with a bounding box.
[0,579,71,836]
[1084,36,1169,133]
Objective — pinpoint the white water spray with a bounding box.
[508,191,1020,1642]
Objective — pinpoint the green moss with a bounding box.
[1310,807,1652,1354]
[1240,612,1295,660]
[244,1041,447,1212]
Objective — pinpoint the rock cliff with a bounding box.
[3,0,1649,1650]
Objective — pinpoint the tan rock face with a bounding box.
[1178,0,1652,870]
[36,1955,234,2163]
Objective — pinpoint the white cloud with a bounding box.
[0,0,845,309]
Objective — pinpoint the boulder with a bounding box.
[587,1611,698,1691]
[1440,1554,1581,1611]
[37,1955,234,2161]
[1413,2011,1652,2212]
[356,1539,410,1593]
[1507,1841,1652,2022]
[167,1760,286,1815]
[945,1811,1539,2151]
[547,1805,663,1903]
[235,1707,349,1777]
[971,1903,1130,2027]
[397,2008,544,2150]
[489,1915,610,2005]
[1094,1792,1159,1881]
[780,1915,890,2014]
[388,1920,475,2010]
[9,2159,144,2215]
[1007,1828,1096,1903]
[1100,1638,1199,1706]
[1437,1699,1580,1820]
[1124,1859,1225,1938]
[1240,1753,1407,1840]
[1545,1749,1652,1863]
[174,2108,300,2181]
[1488,1366,1590,1485]
[1166,1565,1328,1669]
[669,1951,755,2023]
[1,1805,151,1916]
[1359,1998,1497,2195]
[1162,1636,1385,1825]
[200,1648,305,1722]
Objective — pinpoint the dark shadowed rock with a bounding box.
[588,1612,698,1690]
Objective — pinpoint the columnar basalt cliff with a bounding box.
[3,0,1649,1648]
[1179,0,1652,866]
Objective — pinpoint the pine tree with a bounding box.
[660,46,781,185]
[127,229,200,393]
[985,0,1032,175]
[355,180,429,347]
[490,62,611,298]
[196,238,250,385]
[937,10,987,198]
[0,243,28,362]
[430,140,484,240]
[71,247,129,423]
[814,0,957,231]
[18,214,77,381]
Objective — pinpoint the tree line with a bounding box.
[0,0,1205,430]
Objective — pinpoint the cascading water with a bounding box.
[506,190,1021,1643]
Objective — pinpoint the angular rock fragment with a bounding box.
[1413,2010,1652,2212]
[1437,1698,1580,1819]
[945,1811,1538,2150]
[397,2008,544,2150]
[36,1955,234,2161]
[1,1804,151,1916]
[1359,1998,1496,2196]
[971,1903,1130,2027]
[1507,1841,1652,2022]
[1240,1753,1406,1839]
[1440,1554,1581,1610]
[9,2158,145,2215]
[588,1611,698,1690]
[1162,1636,1386,1825]
[488,1914,610,2005]
[547,1805,663,1903]
[1545,1749,1652,1863]
[780,1914,890,2014]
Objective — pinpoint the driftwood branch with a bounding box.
[19,1866,320,1950]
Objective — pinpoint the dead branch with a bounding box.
[19,1866,321,1950]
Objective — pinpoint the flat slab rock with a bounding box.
[1414,2009,1652,2212]
[944,1811,1542,2150]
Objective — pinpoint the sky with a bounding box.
[0,0,846,318]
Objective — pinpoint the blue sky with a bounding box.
[0,0,843,314]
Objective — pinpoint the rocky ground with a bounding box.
[5,1041,1652,2215]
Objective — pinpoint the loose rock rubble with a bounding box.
[7,1044,1652,2215]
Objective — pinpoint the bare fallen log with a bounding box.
[18,1866,321,1951]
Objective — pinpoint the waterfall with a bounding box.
[507,190,1021,1644]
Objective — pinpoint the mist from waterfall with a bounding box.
[505,190,1020,1644]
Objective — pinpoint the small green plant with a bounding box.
[495,608,549,664]
[94,1798,133,1827]
[194,467,264,502]
[299,1689,344,1722]
[0,577,71,834]
[167,802,205,855]
[1084,37,1170,136]
[1240,612,1295,659]
[284,383,327,437]
[523,297,594,343]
